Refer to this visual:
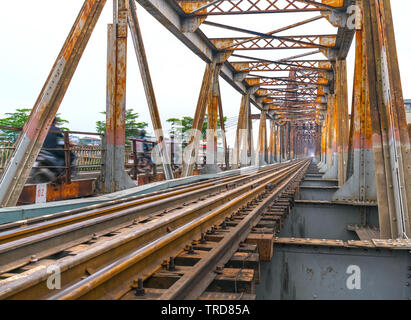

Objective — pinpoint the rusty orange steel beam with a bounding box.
[0,0,107,207]
[127,0,174,180]
[206,64,221,167]
[333,27,376,203]
[231,53,331,68]
[363,0,411,238]
[190,0,330,16]
[230,60,331,73]
[210,15,324,50]
[182,62,218,177]
[258,88,320,95]
[103,0,136,193]
[233,92,253,168]
[210,35,337,50]
[335,59,349,186]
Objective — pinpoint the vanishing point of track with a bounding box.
[0,159,310,300]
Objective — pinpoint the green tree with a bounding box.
[166,116,196,141]
[166,115,227,142]
[96,109,148,138]
[0,108,69,141]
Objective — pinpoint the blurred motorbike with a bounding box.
[28,150,75,184]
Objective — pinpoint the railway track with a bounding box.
[0,159,310,300]
[0,162,292,274]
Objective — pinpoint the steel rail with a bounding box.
[160,160,310,299]
[0,170,244,232]
[0,163,287,243]
[48,160,309,300]
[0,162,292,274]
[0,160,308,299]
[0,163,293,233]
[0,175,238,235]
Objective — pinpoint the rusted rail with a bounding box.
[0,161,294,275]
[0,159,309,299]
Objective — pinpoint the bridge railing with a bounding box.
[1,126,231,184]
[0,126,170,183]
[0,126,104,183]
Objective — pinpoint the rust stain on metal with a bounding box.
[322,0,343,8]
[319,35,337,47]
[17,180,95,205]
[231,62,250,72]
[245,78,260,86]
[177,1,207,14]
[210,39,235,50]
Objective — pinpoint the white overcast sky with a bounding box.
[0,0,410,143]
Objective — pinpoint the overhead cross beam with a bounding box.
[210,35,337,50]
[213,15,325,50]
[187,0,330,16]
[230,60,331,72]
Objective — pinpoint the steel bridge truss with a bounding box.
[0,0,410,239]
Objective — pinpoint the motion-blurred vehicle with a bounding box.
[28,150,67,184]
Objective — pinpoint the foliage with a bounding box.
[0,108,69,141]
[96,109,148,138]
[166,115,227,142]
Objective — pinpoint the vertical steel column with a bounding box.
[103,0,135,193]
[127,0,173,180]
[182,62,216,177]
[290,124,295,160]
[279,124,283,162]
[269,119,275,163]
[322,119,327,164]
[335,60,349,186]
[333,28,377,205]
[315,124,322,163]
[295,128,299,159]
[323,58,348,184]
[323,93,338,179]
[346,98,355,180]
[303,131,306,159]
[247,102,254,166]
[256,110,267,166]
[275,123,281,163]
[275,122,280,162]
[232,93,249,169]
[363,0,411,238]
[0,0,107,207]
[204,64,223,173]
[280,124,286,162]
[216,80,229,170]
[318,115,328,171]
[286,122,291,160]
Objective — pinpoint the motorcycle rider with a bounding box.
[138,129,149,151]
[39,118,75,179]
[43,118,65,160]
[137,129,152,172]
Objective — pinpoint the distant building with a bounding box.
[69,135,80,145]
[79,136,101,146]
[405,99,411,124]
